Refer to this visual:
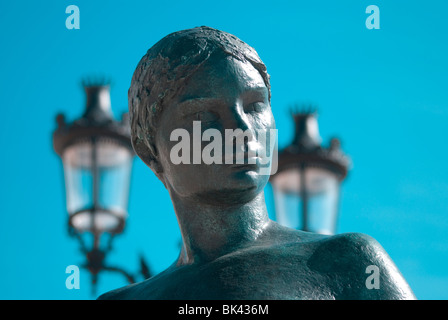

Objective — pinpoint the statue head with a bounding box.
[129,26,275,204]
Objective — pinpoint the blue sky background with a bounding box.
[0,0,447,299]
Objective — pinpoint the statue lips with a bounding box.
[223,141,263,169]
[231,159,260,171]
[223,139,265,167]
[223,153,263,172]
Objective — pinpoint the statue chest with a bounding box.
[147,246,336,300]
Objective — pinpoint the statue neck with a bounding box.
[170,191,270,266]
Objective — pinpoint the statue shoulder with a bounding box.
[97,283,137,300]
[311,232,384,259]
[97,265,178,300]
[97,277,164,300]
[308,232,416,299]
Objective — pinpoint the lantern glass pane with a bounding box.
[270,166,340,234]
[306,168,339,234]
[63,141,94,214]
[273,188,303,229]
[62,138,133,233]
[96,139,133,214]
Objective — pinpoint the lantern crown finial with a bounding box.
[81,76,114,124]
[289,106,322,150]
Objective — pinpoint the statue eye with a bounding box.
[245,102,266,113]
[195,111,219,122]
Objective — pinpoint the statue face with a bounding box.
[155,55,275,204]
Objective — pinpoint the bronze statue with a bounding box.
[98,26,415,300]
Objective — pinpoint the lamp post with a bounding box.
[269,110,350,235]
[53,79,150,295]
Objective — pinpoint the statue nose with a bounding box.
[223,104,251,132]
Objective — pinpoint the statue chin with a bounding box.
[164,160,270,204]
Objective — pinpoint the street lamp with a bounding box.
[269,110,350,235]
[53,79,150,294]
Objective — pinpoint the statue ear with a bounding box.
[132,137,168,189]
[132,136,163,174]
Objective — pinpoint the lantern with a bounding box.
[270,111,350,235]
[53,80,149,294]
